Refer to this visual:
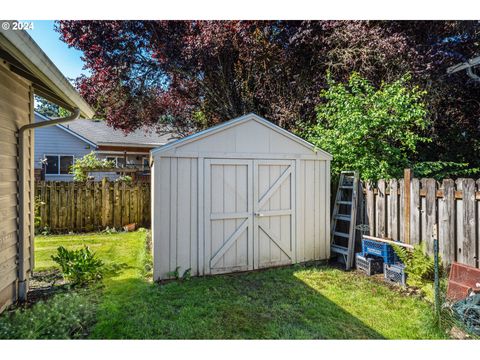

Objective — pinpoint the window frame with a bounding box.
[142,157,150,171]
[44,154,74,176]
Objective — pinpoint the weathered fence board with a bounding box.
[362,173,480,268]
[35,181,150,233]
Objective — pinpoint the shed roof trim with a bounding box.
[151,113,333,160]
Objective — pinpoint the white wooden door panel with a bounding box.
[204,159,253,274]
[254,160,295,269]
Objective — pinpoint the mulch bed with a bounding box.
[25,269,69,306]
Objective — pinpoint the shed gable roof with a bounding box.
[151,113,332,160]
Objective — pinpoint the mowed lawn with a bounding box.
[2,231,447,339]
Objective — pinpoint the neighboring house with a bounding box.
[34,112,176,181]
[0,26,94,313]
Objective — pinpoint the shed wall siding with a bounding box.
[0,62,34,312]
[296,159,330,263]
[153,157,199,280]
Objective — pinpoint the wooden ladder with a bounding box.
[330,171,359,270]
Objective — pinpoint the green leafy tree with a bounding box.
[70,152,115,182]
[35,96,71,118]
[302,73,430,181]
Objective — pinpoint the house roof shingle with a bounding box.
[61,118,177,147]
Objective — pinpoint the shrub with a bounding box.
[0,291,97,339]
[51,246,104,286]
[301,73,430,181]
[393,243,444,301]
[70,152,115,181]
[116,175,133,184]
[33,196,44,232]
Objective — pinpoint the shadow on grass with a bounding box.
[91,266,384,339]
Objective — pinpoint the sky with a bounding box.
[23,20,88,80]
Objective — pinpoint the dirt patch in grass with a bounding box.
[17,269,69,308]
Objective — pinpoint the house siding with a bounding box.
[0,61,34,313]
[34,117,93,181]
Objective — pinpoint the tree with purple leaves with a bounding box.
[57,21,480,175]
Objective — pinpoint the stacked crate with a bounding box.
[356,237,406,286]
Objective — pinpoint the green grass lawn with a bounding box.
[1,231,447,339]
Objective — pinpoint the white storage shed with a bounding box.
[151,113,332,280]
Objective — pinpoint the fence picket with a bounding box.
[460,178,476,267]
[424,178,437,255]
[388,179,398,240]
[376,180,386,237]
[366,182,375,236]
[410,178,420,246]
[439,179,455,265]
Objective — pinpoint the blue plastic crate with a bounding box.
[362,238,399,265]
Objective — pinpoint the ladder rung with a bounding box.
[333,231,350,238]
[331,244,349,255]
[337,200,352,205]
[334,214,351,221]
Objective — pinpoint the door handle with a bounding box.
[254,212,264,217]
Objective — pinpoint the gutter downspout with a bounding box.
[17,108,81,301]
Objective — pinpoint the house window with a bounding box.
[45,155,58,174]
[60,156,74,174]
[45,155,73,175]
[117,157,126,168]
[142,157,149,171]
[106,156,127,168]
[106,157,116,166]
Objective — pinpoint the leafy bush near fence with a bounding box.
[301,73,430,181]
[51,246,104,285]
[70,151,115,181]
[0,291,97,339]
[393,243,444,302]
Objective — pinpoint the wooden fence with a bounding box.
[35,179,151,233]
[362,169,480,268]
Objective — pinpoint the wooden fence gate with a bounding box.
[361,169,480,268]
[35,179,151,233]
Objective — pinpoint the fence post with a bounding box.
[403,169,412,244]
[102,178,108,228]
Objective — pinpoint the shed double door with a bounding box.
[204,159,295,274]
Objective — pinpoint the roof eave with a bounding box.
[96,142,166,148]
[0,28,94,118]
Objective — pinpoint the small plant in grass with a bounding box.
[40,226,51,236]
[182,268,192,281]
[393,243,444,301]
[166,266,192,281]
[51,246,104,286]
[167,266,181,280]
